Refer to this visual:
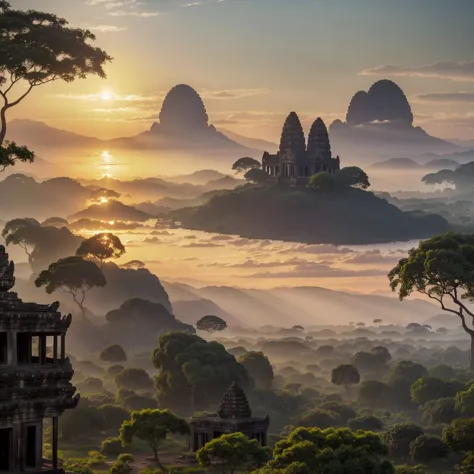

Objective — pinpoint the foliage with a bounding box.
[348,414,384,431]
[411,376,463,405]
[117,454,134,463]
[409,435,449,464]
[119,409,189,468]
[359,380,388,406]
[459,451,474,474]
[196,432,270,474]
[352,351,389,374]
[35,256,106,321]
[60,400,106,441]
[116,388,157,411]
[334,166,371,189]
[0,141,34,172]
[257,427,393,474]
[422,162,474,191]
[238,351,274,390]
[308,172,336,192]
[371,346,392,364]
[196,315,228,333]
[100,344,127,363]
[115,368,153,391]
[317,402,356,424]
[297,408,342,429]
[443,418,474,452]
[98,404,130,432]
[106,365,125,378]
[385,423,424,460]
[76,233,126,265]
[0,0,111,147]
[455,384,474,417]
[331,364,360,391]
[153,332,250,411]
[244,168,269,184]
[389,233,474,369]
[420,397,456,425]
[101,437,125,456]
[232,157,261,174]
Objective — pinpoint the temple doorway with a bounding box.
[0,428,12,471]
[26,425,37,468]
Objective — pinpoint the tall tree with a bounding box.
[35,256,106,322]
[331,364,360,392]
[119,409,189,470]
[196,315,227,334]
[76,232,126,267]
[389,233,474,369]
[232,157,261,174]
[197,432,270,474]
[0,0,112,145]
[334,166,371,189]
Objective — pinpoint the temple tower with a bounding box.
[0,246,78,473]
[279,112,306,155]
[190,382,269,451]
[307,117,332,160]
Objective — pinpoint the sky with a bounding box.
[7,0,474,141]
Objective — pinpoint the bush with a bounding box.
[409,435,449,463]
[348,414,384,431]
[117,454,134,463]
[318,402,356,424]
[101,344,127,363]
[298,409,341,429]
[101,438,125,456]
[109,462,132,474]
[115,368,153,390]
[386,423,424,460]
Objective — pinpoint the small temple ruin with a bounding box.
[0,246,78,473]
[190,382,269,451]
[262,112,341,186]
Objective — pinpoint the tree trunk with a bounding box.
[470,333,474,371]
[153,447,165,472]
[0,107,7,146]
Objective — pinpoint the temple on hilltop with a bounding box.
[262,112,341,186]
[0,246,78,473]
[190,382,269,451]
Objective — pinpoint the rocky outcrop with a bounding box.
[346,80,413,126]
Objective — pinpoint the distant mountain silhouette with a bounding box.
[370,158,421,170]
[424,158,459,170]
[219,128,278,153]
[163,281,440,327]
[330,79,460,161]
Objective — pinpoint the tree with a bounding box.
[331,364,360,392]
[409,435,449,464]
[411,376,463,405]
[389,233,474,369]
[334,166,371,189]
[420,398,456,426]
[348,414,384,431]
[35,256,106,322]
[373,318,383,326]
[119,409,189,469]
[100,344,127,363]
[232,157,261,174]
[437,327,449,335]
[153,332,250,411]
[76,233,126,267]
[318,401,356,424]
[197,432,270,474]
[0,141,34,171]
[257,427,393,474]
[244,168,269,184]
[422,162,474,191]
[385,424,424,460]
[120,260,145,270]
[297,408,342,429]
[2,217,40,262]
[459,451,474,474]
[115,368,153,391]
[97,404,129,432]
[0,1,111,146]
[196,315,227,334]
[455,384,474,417]
[443,418,474,452]
[358,380,388,406]
[371,346,392,364]
[308,172,336,192]
[238,351,274,390]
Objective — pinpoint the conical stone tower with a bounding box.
[307,117,332,160]
[279,112,306,154]
[217,382,252,419]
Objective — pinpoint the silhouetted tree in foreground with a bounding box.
[76,232,126,267]
[0,0,111,169]
[35,256,106,322]
[389,233,474,369]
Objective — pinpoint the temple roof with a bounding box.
[307,117,331,159]
[279,112,306,155]
[217,382,252,419]
[0,246,15,293]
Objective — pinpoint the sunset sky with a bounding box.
[9,0,474,141]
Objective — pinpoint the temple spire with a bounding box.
[279,112,306,154]
[307,117,331,160]
[217,382,252,419]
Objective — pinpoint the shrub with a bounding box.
[109,462,132,474]
[409,435,449,463]
[348,414,384,431]
[101,438,125,456]
[117,454,134,463]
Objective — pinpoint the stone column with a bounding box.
[7,331,16,366]
[53,335,58,364]
[60,333,65,362]
[52,417,58,469]
[39,334,47,365]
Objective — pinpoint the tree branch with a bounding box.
[5,84,34,109]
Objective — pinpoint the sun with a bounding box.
[100,90,113,101]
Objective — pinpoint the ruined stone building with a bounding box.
[190,382,269,451]
[262,112,341,186]
[0,246,78,473]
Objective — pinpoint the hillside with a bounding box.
[173,185,449,245]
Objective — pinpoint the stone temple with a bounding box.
[0,246,78,473]
[190,382,269,451]
[262,112,340,186]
